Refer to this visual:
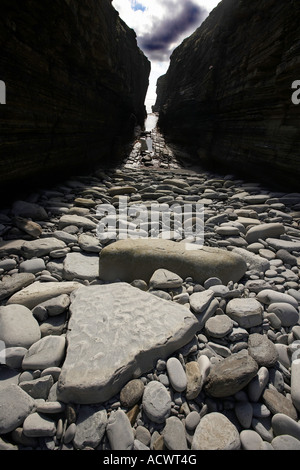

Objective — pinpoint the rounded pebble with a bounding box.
[166,357,187,392]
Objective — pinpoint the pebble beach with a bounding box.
[0,123,300,451]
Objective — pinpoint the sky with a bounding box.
[112,0,221,112]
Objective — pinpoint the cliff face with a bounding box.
[155,0,300,189]
[0,0,150,195]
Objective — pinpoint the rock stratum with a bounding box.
[154,0,300,189]
[0,0,150,196]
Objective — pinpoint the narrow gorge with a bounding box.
[0,0,150,198]
[154,0,300,189]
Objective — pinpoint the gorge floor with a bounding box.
[0,121,300,451]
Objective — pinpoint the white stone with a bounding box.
[166,357,187,392]
[197,355,211,392]
[57,283,200,404]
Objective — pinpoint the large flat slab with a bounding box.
[57,283,200,404]
[98,239,247,285]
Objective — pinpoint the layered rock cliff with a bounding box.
[0,0,150,196]
[155,0,300,189]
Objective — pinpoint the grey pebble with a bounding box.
[271,435,300,450]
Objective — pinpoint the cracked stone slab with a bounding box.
[57,283,200,404]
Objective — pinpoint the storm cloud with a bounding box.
[138,0,207,61]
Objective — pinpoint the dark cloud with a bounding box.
[139,0,207,61]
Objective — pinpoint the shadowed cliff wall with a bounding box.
[0,0,150,196]
[155,0,300,190]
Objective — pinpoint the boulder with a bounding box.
[99,239,247,284]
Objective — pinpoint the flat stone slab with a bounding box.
[57,283,200,404]
[98,239,247,285]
